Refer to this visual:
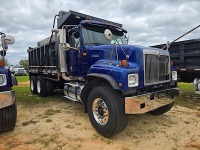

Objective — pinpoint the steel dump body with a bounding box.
[57,10,122,29]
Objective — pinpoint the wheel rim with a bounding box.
[37,80,41,93]
[92,98,109,125]
[30,80,34,91]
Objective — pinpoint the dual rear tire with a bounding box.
[30,76,48,97]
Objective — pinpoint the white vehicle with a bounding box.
[13,67,26,76]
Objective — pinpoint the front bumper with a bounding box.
[15,73,26,76]
[0,90,15,109]
[125,88,179,114]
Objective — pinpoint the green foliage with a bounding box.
[19,59,28,70]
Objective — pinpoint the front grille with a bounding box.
[145,54,169,84]
[18,69,25,73]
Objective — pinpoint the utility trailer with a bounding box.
[152,39,200,92]
[0,32,17,133]
[28,10,179,137]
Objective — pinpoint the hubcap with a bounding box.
[30,80,34,91]
[92,98,109,125]
[37,80,41,93]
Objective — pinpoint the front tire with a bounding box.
[37,76,47,97]
[149,102,174,115]
[87,85,128,137]
[0,103,17,133]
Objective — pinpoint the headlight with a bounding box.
[0,74,7,86]
[172,71,177,80]
[128,74,139,87]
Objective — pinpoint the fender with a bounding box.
[86,73,120,90]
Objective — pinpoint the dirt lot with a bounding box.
[0,83,200,150]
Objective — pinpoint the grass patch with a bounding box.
[16,76,29,82]
[175,83,200,109]
[13,85,50,105]
[174,96,200,109]
[65,124,75,129]
[13,83,66,105]
[46,119,52,122]
[25,134,60,148]
[178,82,194,93]
[44,109,61,116]
[22,119,39,126]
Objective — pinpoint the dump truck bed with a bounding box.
[57,10,122,29]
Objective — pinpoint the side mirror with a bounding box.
[64,43,71,50]
[63,43,80,51]
[51,28,59,33]
[4,35,15,45]
[104,29,113,41]
[125,33,129,44]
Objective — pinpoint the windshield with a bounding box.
[81,25,126,46]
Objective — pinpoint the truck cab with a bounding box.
[0,32,17,133]
[28,10,179,137]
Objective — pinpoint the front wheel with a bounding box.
[0,103,17,133]
[87,85,128,137]
[149,102,174,115]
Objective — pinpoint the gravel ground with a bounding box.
[0,99,200,150]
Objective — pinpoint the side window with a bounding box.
[69,31,80,48]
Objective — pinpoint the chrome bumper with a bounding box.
[125,88,179,114]
[0,90,15,109]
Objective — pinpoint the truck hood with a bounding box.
[86,44,169,63]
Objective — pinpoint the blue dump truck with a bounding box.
[28,10,179,137]
[0,32,17,133]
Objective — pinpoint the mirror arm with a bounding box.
[64,47,80,51]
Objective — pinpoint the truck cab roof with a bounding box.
[80,20,127,33]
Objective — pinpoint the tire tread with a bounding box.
[0,103,17,133]
[87,85,128,137]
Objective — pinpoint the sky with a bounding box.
[0,0,199,65]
